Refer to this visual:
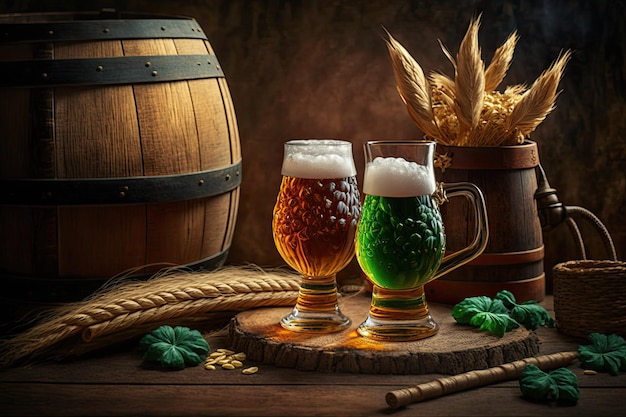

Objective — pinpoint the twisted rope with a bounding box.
[0,265,302,368]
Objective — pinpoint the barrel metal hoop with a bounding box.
[443,246,544,266]
[0,18,207,43]
[0,54,224,87]
[426,273,546,304]
[466,245,545,266]
[0,160,242,205]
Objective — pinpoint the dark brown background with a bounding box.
[2,0,624,292]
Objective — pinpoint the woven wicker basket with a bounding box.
[553,260,626,338]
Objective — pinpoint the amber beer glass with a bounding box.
[272,139,361,333]
[356,141,489,341]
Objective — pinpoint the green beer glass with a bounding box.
[356,140,488,341]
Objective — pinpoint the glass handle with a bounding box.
[434,182,489,280]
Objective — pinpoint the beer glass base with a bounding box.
[280,308,351,333]
[356,314,438,342]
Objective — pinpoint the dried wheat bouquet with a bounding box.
[386,15,571,146]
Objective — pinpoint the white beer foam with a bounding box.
[281,140,357,179]
[363,157,436,197]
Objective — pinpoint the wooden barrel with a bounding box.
[425,141,544,304]
[0,11,241,308]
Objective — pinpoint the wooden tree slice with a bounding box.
[227,293,540,375]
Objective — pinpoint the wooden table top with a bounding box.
[1,296,625,417]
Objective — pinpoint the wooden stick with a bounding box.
[386,351,579,409]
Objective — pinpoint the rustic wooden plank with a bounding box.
[54,83,143,178]
[145,199,206,266]
[0,87,30,177]
[1,297,624,417]
[222,187,241,256]
[52,39,145,278]
[198,193,233,258]
[58,205,148,278]
[173,38,232,169]
[54,40,141,178]
[171,38,241,260]
[0,344,441,386]
[1,383,625,417]
[122,38,201,177]
[2,348,622,390]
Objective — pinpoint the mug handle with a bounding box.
[433,182,489,280]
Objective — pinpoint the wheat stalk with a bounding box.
[386,16,570,147]
[503,50,572,144]
[453,16,485,145]
[484,30,519,92]
[384,29,441,140]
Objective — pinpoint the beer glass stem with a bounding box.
[357,285,438,341]
[280,274,351,333]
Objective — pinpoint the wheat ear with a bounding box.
[453,15,485,143]
[430,72,455,97]
[384,30,440,139]
[505,50,572,139]
[484,30,519,92]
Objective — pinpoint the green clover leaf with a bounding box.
[578,333,626,376]
[494,290,554,330]
[451,296,507,323]
[452,296,519,337]
[519,364,579,403]
[140,325,210,370]
[468,311,519,337]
